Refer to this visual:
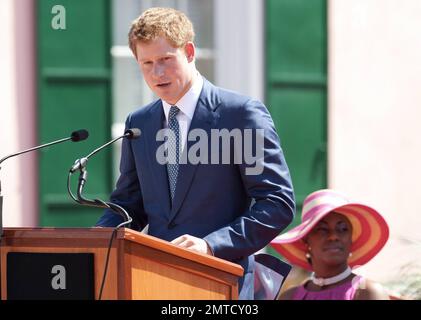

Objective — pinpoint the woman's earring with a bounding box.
[349,252,353,257]
[305,246,312,259]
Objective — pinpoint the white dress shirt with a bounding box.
[162,72,204,154]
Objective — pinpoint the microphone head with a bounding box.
[71,129,89,142]
[124,128,141,139]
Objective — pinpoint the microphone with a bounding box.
[124,128,141,139]
[71,129,89,142]
[0,129,89,166]
[67,128,140,301]
[67,128,141,225]
[69,128,140,173]
[0,129,89,238]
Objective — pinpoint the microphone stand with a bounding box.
[67,167,132,228]
[0,130,88,238]
[67,129,141,227]
[66,129,140,300]
[0,137,72,238]
[0,129,89,300]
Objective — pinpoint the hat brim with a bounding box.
[270,203,389,271]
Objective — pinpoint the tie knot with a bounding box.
[169,106,180,120]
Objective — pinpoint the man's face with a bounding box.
[135,36,195,105]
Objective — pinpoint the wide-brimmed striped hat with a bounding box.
[270,189,389,271]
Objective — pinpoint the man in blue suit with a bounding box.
[96,7,295,300]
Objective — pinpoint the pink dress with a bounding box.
[292,276,365,300]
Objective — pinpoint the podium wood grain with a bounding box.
[0,228,243,300]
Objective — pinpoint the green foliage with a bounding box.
[385,263,421,300]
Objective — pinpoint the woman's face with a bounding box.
[305,212,353,269]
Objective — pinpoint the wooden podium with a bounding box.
[0,228,243,300]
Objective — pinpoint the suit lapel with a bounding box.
[169,80,221,222]
[144,101,171,215]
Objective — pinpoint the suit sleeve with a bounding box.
[203,99,295,261]
[95,114,148,229]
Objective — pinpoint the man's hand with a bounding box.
[171,234,213,255]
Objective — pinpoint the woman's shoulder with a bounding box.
[354,278,390,300]
[277,286,300,300]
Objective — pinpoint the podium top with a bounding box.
[1,227,244,277]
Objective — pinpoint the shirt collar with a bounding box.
[162,72,203,122]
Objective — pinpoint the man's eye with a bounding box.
[143,61,152,65]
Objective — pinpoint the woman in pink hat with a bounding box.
[271,189,390,300]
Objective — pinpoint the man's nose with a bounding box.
[152,63,164,78]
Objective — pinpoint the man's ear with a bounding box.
[184,42,195,63]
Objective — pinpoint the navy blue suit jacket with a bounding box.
[96,78,295,299]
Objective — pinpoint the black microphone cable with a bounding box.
[67,170,131,300]
[67,128,140,300]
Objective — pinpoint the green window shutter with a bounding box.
[266,0,328,227]
[37,0,112,226]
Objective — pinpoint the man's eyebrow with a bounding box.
[140,53,174,62]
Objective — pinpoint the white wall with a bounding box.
[0,0,37,228]
[329,0,421,285]
[214,0,264,102]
